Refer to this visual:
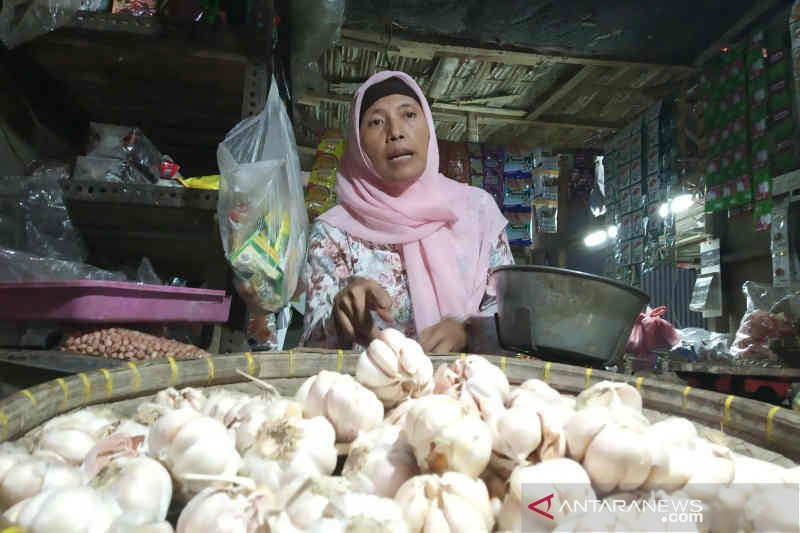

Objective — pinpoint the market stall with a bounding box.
[3,0,800,530]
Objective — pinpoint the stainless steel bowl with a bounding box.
[493,265,649,364]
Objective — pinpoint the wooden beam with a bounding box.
[341,28,697,74]
[526,66,593,120]
[297,91,618,131]
[447,93,521,106]
[693,0,785,66]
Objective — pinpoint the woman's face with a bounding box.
[359,93,430,183]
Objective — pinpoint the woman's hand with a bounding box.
[333,277,393,347]
[419,318,468,353]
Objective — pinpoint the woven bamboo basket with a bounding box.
[0,349,799,531]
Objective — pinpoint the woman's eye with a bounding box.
[368,118,383,127]
[405,111,417,119]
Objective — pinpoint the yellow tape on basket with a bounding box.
[682,386,691,411]
[127,362,140,392]
[206,357,215,382]
[245,351,255,377]
[288,350,294,377]
[167,357,178,386]
[99,369,113,399]
[20,389,37,408]
[460,353,466,361]
[337,350,344,372]
[78,373,92,404]
[722,395,734,426]
[635,376,644,393]
[766,406,781,442]
[500,356,507,373]
[544,362,551,384]
[2,527,28,533]
[0,410,8,440]
[56,378,68,410]
[584,367,592,389]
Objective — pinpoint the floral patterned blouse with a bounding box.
[300,221,515,350]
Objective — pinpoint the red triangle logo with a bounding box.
[528,493,555,520]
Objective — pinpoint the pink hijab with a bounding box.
[318,70,507,332]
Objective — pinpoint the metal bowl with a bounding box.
[493,265,649,365]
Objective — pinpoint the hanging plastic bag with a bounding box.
[626,306,681,357]
[730,282,800,363]
[217,76,308,315]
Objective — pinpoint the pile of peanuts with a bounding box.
[61,327,209,361]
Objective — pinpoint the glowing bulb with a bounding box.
[584,230,608,247]
[607,225,618,239]
[659,202,670,218]
[670,194,693,214]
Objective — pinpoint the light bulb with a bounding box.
[584,230,608,247]
[607,225,618,239]
[670,194,693,214]
[659,202,670,218]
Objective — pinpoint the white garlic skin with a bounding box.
[402,394,492,478]
[92,456,172,525]
[298,371,384,443]
[240,415,337,497]
[433,356,509,418]
[575,380,642,411]
[343,424,419,498]
[4,486,122,533]
[314,493,409,533]
[0,458,84,512]
[356,329,434,408]
[498,458,595,532]
[395,472,494,533]
[285,476,353,530]
[175,487,252,533]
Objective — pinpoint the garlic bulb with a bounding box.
[403,394,492,477]
[642,417,698,491]
[146,408,241,499]
[202,390,253,422]
[155,387,207,411]
[32,408,118,465]
[239,414,337,497]
[356,328,434,408]
[310,493,409,533]
[90,455,172,526]
[176,486,268,533]
[395,472,494,532]
[433,356,509,418]
[343,424,419,498]
[284,476,353,530]
[385,398,418,427]
[565,402,651,495]
[0,458,84,511]
[4,486,122,533]
[498,459,595,532]
[224,397,304,453]
[575,380,642,411]
[297,371,384,443]
[486,402,567,478]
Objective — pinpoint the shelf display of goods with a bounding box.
[306,129,345,222]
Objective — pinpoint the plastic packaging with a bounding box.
[0,166,88,262]
[217,76,308,314]
[81,123,173,186]
[625,306,681,361]
[670,328,731,362]
[730,281,800,362]
[0,247,125,282]
[0,0,82,49]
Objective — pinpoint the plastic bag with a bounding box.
[0,165,88,262]
[0,247,125,282]
[217,76,308,314]
[730,282,800,363]
[670,327,731,362]
[626,306,681,358]
[0,0,81,49]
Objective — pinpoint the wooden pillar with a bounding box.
[467,113,480,143]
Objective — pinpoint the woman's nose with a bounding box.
[387,120,404,141]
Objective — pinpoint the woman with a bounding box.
[301,70,514,353]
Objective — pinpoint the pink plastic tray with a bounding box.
[0,281,232,324]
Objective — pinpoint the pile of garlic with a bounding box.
[3,327,799,533]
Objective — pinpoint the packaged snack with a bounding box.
[769,78,793,111]
[317,129,345,159]
[768,48,790,82]
[732,144,749,175]
[647,174,660,193]
[734,174,754,207]
[439,140,470,184]
[533,168,559,200]
[532,199,558,233]
[630,159,643,184]
[619,187,631,214]
[620,240,632,266]
[774,140,799,175]
[621,214,632,241]
[112,0,156,16]
[755,200,773,232]
[631,210,645,238]
[646,202,664,236]
[646,148,659,176]
[705,184,723,213]
[751,114,768,140]
[754,167,772,201]
[630,183,644,211]
[721,180,735,210]
[730,281,800,361]
[752,137,770,169]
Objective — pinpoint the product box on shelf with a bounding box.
[631,238,645,265]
